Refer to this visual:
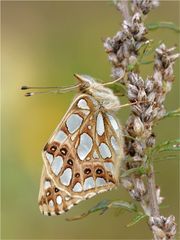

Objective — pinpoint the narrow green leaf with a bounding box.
[152,139,180,154]
[140,60,154,65]
[66,199,111,221]
[66,199,138,221]
[121,166,146,177]
[146,22,180,33]
[155,154,177,162]
[111,201,137,212]
[89,199,111,214]
[127,213,147,227]
[163,108,180,119]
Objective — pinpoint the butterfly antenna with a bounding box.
[118,100,148,110]
[21,84,80,97]
[101,75,124,86]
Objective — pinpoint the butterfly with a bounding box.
[36,74,124,216]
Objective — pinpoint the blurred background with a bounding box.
[1,1,179,239]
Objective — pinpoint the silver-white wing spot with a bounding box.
[45,152,53,164]
[110,136,120,153]
[96,177,106,187]
[104,162,114,174]
[60,168,72,186]
[77,133,93,160]
[77,99,90,110]
[51,156,63,176]
[99,143,111,159]
[81,110,90,116]
[66,114,83,134]
[93,151,99,159]
[49,200,54,208]
[44,180,51,190]
[56,195,62,205]
[96,112,105,136]
[83,177,95,190]
[107,113,119,132]
[53,130,68,143]
[73,182,83,192]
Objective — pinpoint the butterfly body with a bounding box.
[38,74,124,216]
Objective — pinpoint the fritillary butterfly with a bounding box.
[37,74,124,216]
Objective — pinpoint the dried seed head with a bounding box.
[111,67,125,80]
[138,89,146,101]
[132,141,145,156]
[144,105,153,121]
[129,188,142,201]
[108,52,119,65]
[157,107,166,119]
[103,37,114,53]
[135,178,146,196]
[132,104,143,116]
[165,215,176,231]
[129,73,144,88]
[146,134,156,147]
[129,55,137,65]
[131,0,159,15]
[147,92,156,104]
[151,225,166,238]
[133,117,144,136]
[145,79,154,93]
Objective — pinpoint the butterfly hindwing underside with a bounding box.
[38,75,124,216]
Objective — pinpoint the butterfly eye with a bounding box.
[84,168,91,174]
[67,159,73,166]
[50,146,57,152]
[75,172,80,178]
[96,168,103,175]
[60,148,67,155]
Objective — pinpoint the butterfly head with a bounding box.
[74,73,120,110]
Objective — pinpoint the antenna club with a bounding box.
[25,92,34,97]
[21,86,29,90]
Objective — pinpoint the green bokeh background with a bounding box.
[1,1,179,239]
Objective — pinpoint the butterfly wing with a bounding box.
[38,165,82,216]
[42,94,124,201]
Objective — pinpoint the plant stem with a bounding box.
[147,164,160,217]
[104,1,178,238]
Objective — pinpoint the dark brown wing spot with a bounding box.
[50,146,57,152]
[84,168,91,174]
[96,168,103,175]
[75,173,80,178]
[55,188,60,193]
[60,148,67,156]
[67,159,73,166]
[46,191,51,196]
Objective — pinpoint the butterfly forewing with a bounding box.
[40,93,124,214]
